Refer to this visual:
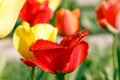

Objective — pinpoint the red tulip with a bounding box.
[19,0,53,25]
[96,0,120,33]
[55,8,80,36]
[21,29,89,74]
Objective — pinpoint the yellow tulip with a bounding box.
[13,21,57,58]
[37,0,61,11]
[0,0,26,38]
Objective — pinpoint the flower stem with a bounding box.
[63,74,67,80]
[30,67,35,80]
[56,73,68,80]
[113,34,119,80]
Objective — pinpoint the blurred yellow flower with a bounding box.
[0,0,25,38]
[37,0,61,11]
[48,0,61,11]
[13,21,57,58]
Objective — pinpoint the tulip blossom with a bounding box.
[0,0,25,38]
[23,29,88,74]
[19,0,54,25]
[55,8,80,36]
[95,0,120,33]
[13,21,57,66]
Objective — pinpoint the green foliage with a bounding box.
[0,60,30,80]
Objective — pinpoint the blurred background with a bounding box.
[0,0,116,80]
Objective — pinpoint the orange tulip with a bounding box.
[55,8,80,36]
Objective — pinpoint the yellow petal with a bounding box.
[13,22,57,58]
[33,24,57,42]
[37,0,45,3]
[48,27,57,42]
[48,0,61,11]
[13,22,35,58]
[0,0,25,38]
[37,0,61,11]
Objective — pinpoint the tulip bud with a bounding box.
[0,0,25,38]
[55,8,80,36]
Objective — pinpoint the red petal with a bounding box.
[22,58,56,73]
[60,29,88,47]
[21,58,36,67]
[30,40,88,74]
[101,0,116,27]
[62,41,88,73]
[19,0,53,25]
[30,39,61,51]
[31,8,53,25]
[95,7,106,28]
[31,48,73,74]
[30,40,73,73]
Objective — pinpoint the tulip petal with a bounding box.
[62,41,88,73]
[33,24,57,42]
[55,9,80,36]
[95,7,105,28]
[20,0,53,25]
[13,22,35,58]
[48,0,61,11]
[60,29,88,47]
[21,58,36,67]
[37,0,61,11]
[72,8,80,19]
[101,0,116,27]
[0,0,25,38]
[63,10,79,35]
[30,40,72,74]
[30,40,88,74]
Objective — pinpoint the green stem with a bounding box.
[56,73,68,80]
[30,67,35,80]
[113,34,119,80]
[63,74,67,80]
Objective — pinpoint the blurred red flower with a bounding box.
[55,8,80,36]
[22,29,89,74]
[96,0,120,32]
[19,0,53,25]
